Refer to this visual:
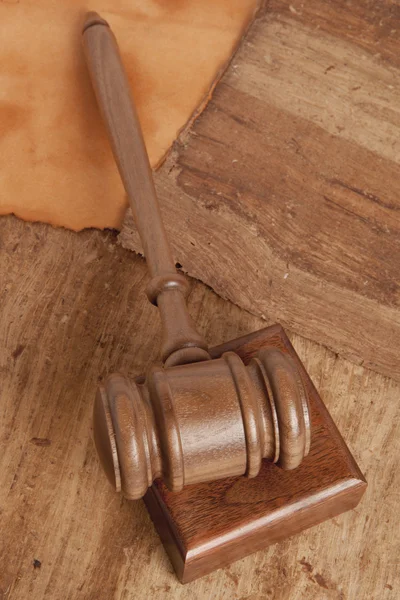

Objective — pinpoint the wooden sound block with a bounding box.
[143,324,367,583]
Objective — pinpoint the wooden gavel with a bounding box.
[82,12,311,500]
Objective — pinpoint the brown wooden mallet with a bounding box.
[82,12,311,500]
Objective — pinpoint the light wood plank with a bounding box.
[0,216,398,599]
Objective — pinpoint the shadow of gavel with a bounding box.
[82,12,311,500]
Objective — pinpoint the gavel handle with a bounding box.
[82,12,210,366]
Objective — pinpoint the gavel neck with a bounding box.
[146,274,210,366]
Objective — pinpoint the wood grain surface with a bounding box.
[0,216,398,599]
[120,0,400,381]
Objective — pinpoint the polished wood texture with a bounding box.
[120,0,400,382]
[82,13,209,367]
[145,324,366,582]
[83,12,311,500]
[0,216,398,599]
[94,345,311,499]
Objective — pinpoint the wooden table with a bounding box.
[0,216,398,599]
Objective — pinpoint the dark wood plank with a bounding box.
[120,1,400,380]
[269,0,400,69]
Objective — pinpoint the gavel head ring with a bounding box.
[93,348,311,500]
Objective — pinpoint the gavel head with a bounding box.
[93,348,311,500]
